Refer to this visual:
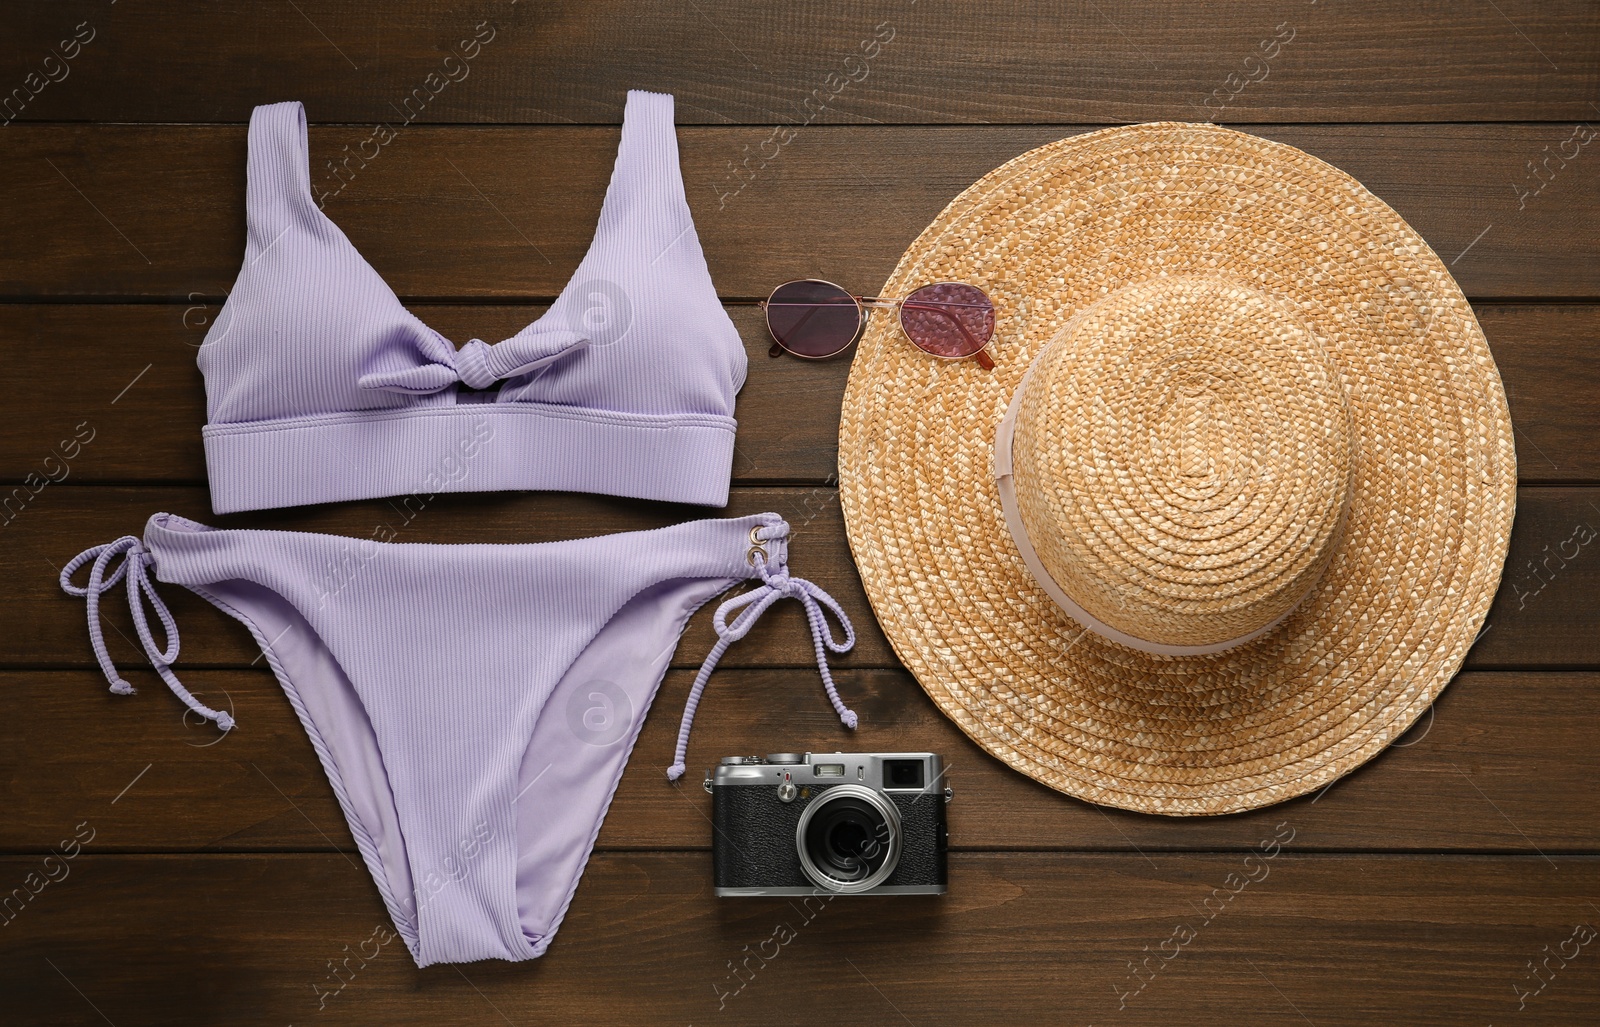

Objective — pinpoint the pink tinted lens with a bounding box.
[766,280,862,358]
[899,283,995,358]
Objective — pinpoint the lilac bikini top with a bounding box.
[198,90,746,514]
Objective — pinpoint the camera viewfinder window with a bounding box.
[883,759,924,789]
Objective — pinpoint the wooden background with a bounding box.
[3,2,1599,1023]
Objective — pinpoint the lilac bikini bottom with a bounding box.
[61,512,855,966]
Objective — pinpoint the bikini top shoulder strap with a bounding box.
[595,90,696,248]
[244,101,316,256]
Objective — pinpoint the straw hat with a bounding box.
[837,122,1515,815]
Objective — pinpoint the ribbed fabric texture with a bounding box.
[137,510,793,966]
[198,90,746,513]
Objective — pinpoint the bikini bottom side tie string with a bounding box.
[60,536,236,731]
[666,531,856,781]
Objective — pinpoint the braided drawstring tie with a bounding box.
[60,536,235,732]
[667,531,856,781]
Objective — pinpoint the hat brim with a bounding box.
[837,122,1516,816]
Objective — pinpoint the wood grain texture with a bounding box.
[4,124,1597,299]
[1,668,1593,854]
[12,485,1600,669]
[5,303,1595,485]
[4,4,1598,1023]
[2,852,1597,1026]
[4,0,1598,125]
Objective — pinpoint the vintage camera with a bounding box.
[705,752,950,896]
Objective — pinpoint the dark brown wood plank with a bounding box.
[1,668,1593,854]
[1,852,1596,1026]
[7,485,1600,669]
[1,302,1594,485]
[4,1,1597,125]
[1476,486,1600,668]
[1488,304,1600,483]
[3,124,1596,299]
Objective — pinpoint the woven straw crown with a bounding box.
[1010,275,1355,651]
[838,122,1515,815]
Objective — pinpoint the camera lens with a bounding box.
[828,819,872,862]
[806,798,890,882]
[817,801,881,878]
[795,786,902,893]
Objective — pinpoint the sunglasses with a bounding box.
[761,279,996,368]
